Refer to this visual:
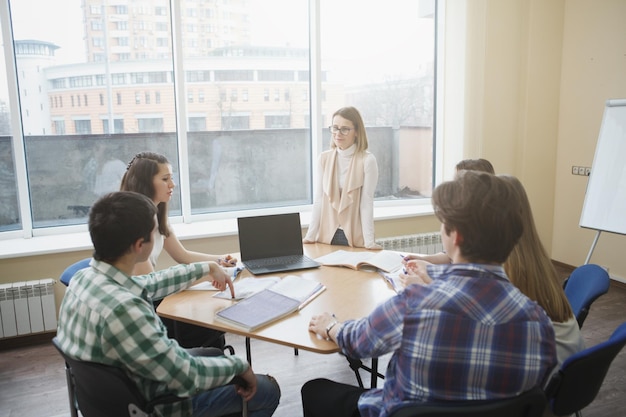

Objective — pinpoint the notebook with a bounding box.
[237,213,321,275]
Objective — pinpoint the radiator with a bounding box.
[0,279,57,339]
[376,232,443,255]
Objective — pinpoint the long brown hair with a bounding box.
[501,175,573,322]
[120,152,170,237]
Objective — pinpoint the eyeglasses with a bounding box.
[329,126,354,136]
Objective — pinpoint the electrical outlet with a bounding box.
[584,167,591,176]
[572,166,579,175]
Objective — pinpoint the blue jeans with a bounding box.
[191,374,280,417]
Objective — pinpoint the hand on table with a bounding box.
[205,262,236,298]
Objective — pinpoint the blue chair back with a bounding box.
[563,264,610,328]
[60,258,92,286]
[544,321,626,417]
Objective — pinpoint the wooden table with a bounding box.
[157,243,397,386]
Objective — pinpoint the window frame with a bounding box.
[0,0,453,254]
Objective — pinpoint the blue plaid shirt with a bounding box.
[336,263,557,417]
[57,259,249,417]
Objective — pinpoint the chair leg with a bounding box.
[344,356,365,388]
[245,336,252,365]
[344,355,385,388]
[64,362,79,417]
[371,357,379,388]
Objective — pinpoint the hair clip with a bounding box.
[126,154,140,170]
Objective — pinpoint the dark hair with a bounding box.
[120,152,170,237]
[89,191,157,263]
[432,170,523,264]
[455,158,495,174]
[331,106,369,152]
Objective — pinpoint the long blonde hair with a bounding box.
[501,175,573,322]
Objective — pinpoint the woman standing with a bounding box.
[303,107,381,249]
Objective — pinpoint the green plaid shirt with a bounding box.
[57,259,249,417]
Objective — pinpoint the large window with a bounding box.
[0,17,20,231]
[0,0,436,235]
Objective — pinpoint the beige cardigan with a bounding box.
[305,147,378,247]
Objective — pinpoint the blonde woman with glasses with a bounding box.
[303,106,381,249]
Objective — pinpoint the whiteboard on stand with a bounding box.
[580,99,626,236]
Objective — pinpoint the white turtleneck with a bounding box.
[336,143,357,191]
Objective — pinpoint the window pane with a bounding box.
[320,0,436,199]
[184,0,312,213]
[9,0,180,226]
[0,19,21,231]
[3,0,437,234]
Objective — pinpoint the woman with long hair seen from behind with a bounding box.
[501,174,584,366]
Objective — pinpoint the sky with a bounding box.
[0,0,434,99]
[9,0,85,65]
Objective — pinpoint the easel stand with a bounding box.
[584,230,602,265]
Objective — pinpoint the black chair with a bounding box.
[563,264,610,328]
[53,336,245,417]
[388,385,547,417]
[544,321,626,417]
[52,336,186,417]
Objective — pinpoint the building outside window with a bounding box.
[1,0,436,234]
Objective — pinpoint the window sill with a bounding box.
[0,203,434,259]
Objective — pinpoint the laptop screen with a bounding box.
[237,213,305,261]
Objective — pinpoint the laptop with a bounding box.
[237,213,321,275]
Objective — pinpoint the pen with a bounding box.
[232,266,244,278]
[298,286,326,311]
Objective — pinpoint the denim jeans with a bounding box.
[191,374,280,417]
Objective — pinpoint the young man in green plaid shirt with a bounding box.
[57,191,280,417]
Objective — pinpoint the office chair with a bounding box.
[563,264,610,328]
[388,385,547,417]
[544,321,626,417]
[52,336,186,417]
[53,337,244,417]
[59,257,92,286]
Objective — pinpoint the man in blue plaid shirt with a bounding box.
[303,171,557,417]
[57,191,280,417]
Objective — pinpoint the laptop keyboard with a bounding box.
[245,255,308,267]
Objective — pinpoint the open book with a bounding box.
[315,250,404,273]
[215,275,326,331]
